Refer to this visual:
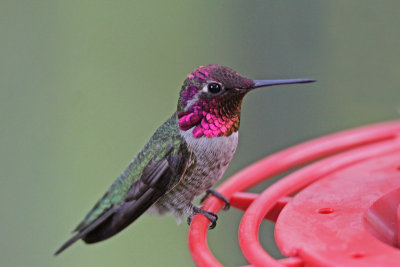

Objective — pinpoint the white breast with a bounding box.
[148,129,239,219]
[180,129,239,188]
[181,129,238,162]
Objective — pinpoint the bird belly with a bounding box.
[148,131,239,221]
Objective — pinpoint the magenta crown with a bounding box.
[177,65,253,139]
[176,65,315,139]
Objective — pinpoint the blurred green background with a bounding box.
[1,1,399,266]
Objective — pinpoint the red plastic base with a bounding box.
[276,152,400,266]
[188,120,400,267]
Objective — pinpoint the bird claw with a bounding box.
[200,189,230,211]
[187,206,218,229]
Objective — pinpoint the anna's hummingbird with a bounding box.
[55,64,314,255]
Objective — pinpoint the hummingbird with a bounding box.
[55,64,314,255]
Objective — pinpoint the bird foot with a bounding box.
[200,189,230,210]
[187,206,218,229]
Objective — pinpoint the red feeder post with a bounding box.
[188,120,400,267]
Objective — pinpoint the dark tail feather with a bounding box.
[54,232,83,255]
[54,208,115,255]
[55,157,175,255]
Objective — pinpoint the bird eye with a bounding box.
[207,83,222,94]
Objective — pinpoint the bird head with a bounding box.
[177,64,314,138]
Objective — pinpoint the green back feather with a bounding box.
[74,113,184,232]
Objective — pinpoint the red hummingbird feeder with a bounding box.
[188,120,400,266]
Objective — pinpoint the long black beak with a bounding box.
[252,78,315,89]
